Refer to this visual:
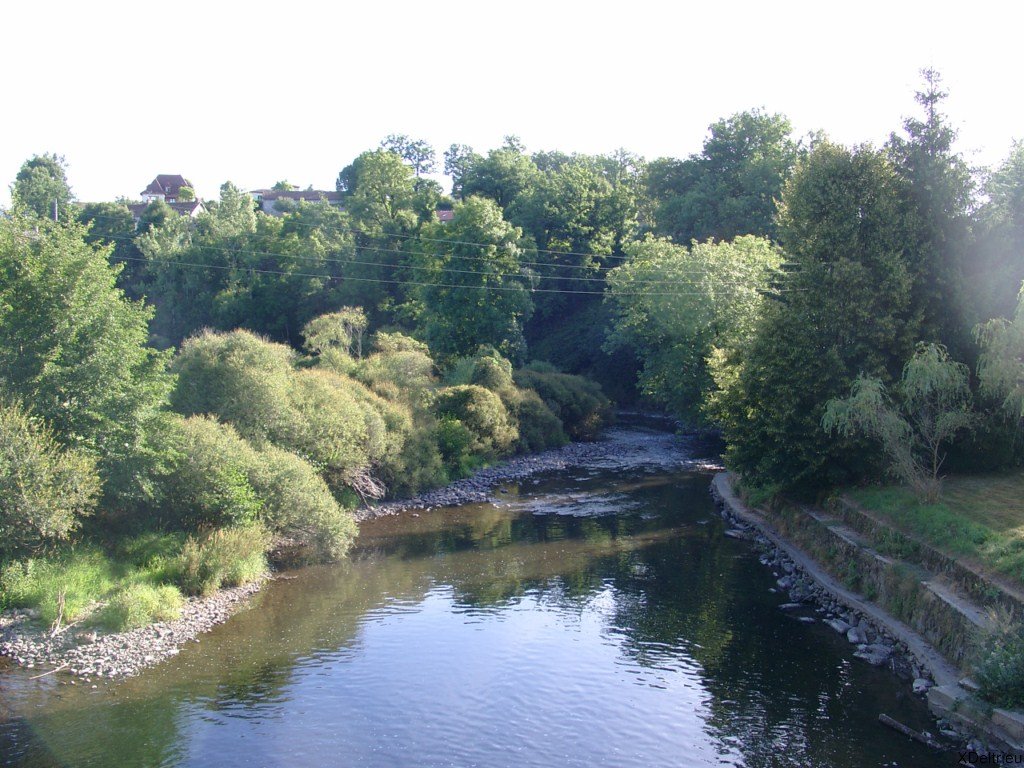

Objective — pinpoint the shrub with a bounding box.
[435,415,478,477]
[511,389,567,453]
[975,619,1024,709]
[171,329,297,443]
[0,399,101,559]
[433,385,518,459]
[513,369,612,440]
[98,584,183,631]
[249,445,358,560]
[159,416,264,530]
[174,525,269,596]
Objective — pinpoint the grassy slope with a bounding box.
[846,472,1024,589]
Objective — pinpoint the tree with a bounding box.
[11,153,74,220]
[717,141,921,493]
[408,197,534,362]
[177,186,196,202]
[380,134,437,178]
[78,202,145,296]
[303,307,368,359]
[605,235,781,426]
[972,142,1024,321]
[459,138,540,209]
[0,399,100,559]
[444,143,479,198]
[888,69,974,355]
[977,284,1024,421]
[0,216,173,503]
[823,343,975,501]
[647,110,799,244]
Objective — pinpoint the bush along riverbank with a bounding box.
[0,410,619,681]
[712,472,1024,755]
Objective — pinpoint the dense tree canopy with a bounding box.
[11,153,74,221]
[647,110,799,244]
[409,196,534,362]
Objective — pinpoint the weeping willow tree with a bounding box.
[977,285,1024,422]
[823,343,975,501]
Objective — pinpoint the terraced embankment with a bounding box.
[712,472,1024,754]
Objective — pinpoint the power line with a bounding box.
[80,211,800,278]
[83,220,801,291]
[95,230,793,290]
[106,253,801,298]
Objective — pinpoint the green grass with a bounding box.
[847,471,1024,588]
[0,527,266,631]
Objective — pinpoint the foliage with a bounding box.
[98,583,183,631]
[647,110,799,244]
[513,369,612,440]
[11,153,74,220]
[409,197,534,362]
[888,69,975,356]
[303,307,368,358]
[171,329,296,443]
[605,235,781,425]
[249,443,358,559]
[0,549,117,626]
[716,140,921,493]
[174,525,269,596]
[380,134,437,178]
[974,618,1024,709]
[824,344,975,501]
[432,385,518,461]
[0,216,173,508]
[510,388,568,452]
[0,400,100,560]
[157,415,265,530]
[449,348,567,453]
[977,285,1024,422]
[972,142,1024,321]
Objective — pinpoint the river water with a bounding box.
[0,427,949,767]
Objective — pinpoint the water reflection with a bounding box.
[1,430,949,767]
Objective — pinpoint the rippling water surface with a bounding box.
[0,427,949,767]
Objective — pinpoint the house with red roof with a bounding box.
[141,174,195,204]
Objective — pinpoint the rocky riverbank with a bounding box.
[710,472,1003,753]
[0,580,264,681]
[359,435,627,521]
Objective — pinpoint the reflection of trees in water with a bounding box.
[7,470,938,768]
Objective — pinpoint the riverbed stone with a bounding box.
[847,626,869,645]
[913,678,933,695]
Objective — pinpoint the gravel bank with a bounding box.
[0,580,264,680]
[358,438,623,521]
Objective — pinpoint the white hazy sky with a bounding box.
[1,1,1020,205]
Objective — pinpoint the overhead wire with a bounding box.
[82,215,804,292]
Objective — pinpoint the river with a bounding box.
[0,426,949,767]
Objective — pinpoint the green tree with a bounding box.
[0,399,100,559]
[717,141,920,493]
[409,197,534,362]
[380,134,437,179]
[10,153,74,220]
[78,201,145,297]
[977,285,1024,421]
[647,110,799,244]
[888,69,974,354]
[605,235,781,426]
[458,137,540,209]
[0,216,173,500]
[823,343,975,501]
[972,142,1024,321]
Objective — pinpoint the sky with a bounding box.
[1,0,1021,205]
